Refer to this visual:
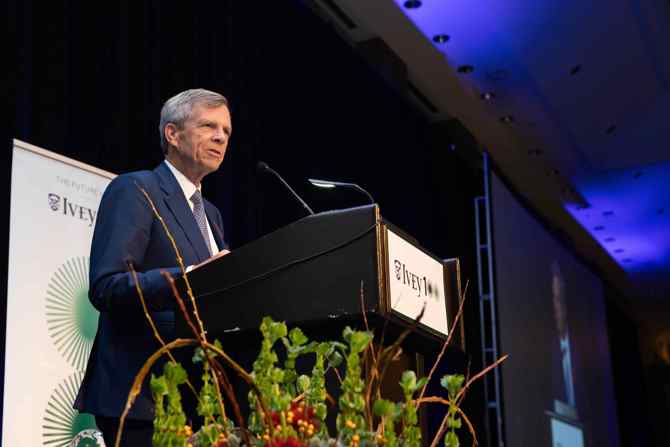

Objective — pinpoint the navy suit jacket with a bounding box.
[74,161,227,420]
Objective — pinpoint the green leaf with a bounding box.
[150,374,168,396]
[269,320,288,341]
[447,416,462,429]
[342,326,354,343]
[192,347,205,364]
[165,362,187,385]
[271,367,284,383]
[373,399,396,417]
[297,375,311,393]
[289,327,309,346]
[316,342,333,356]
[440,374,465,398]
[327,350,344,368]
[315,403,327,420]
[349,331,373,354]
[399,370,417,393]
[444,430,460,447]
[415,377,429,391]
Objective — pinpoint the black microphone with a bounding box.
[257,161,315,215]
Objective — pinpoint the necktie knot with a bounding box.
[190,190,203,205]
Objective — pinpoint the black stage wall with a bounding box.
[7,0,485,442]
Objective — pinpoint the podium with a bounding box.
[177,204,463,355]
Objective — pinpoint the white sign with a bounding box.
[386,228,449,336]
[4,140,114,446]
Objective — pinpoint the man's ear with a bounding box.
[164,123,180,149]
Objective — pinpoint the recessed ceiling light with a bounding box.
[528,148,543,156]
[457,65,474,74]
[614,248,624,253]
[481,91,495,101]
[622,258,633,263]
[433,34,450,43]
[606,125,617,134]
[570,64,582,75]
[593,225,605,231]
[500,115,514,124]
[658,208,665,215]
[602,210,614,217]
[404,0,422,8]
[633,171,643,179]
[604,237,616,242]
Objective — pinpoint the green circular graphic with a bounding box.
[42,372,104,446]
[45,257,99,371]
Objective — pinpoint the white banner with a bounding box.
[4,140,114,446]
[386,228,449,337]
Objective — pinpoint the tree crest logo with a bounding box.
[45,256,99,371]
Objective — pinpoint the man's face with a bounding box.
[167,103,232,184]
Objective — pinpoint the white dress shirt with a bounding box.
[164,160,220,255]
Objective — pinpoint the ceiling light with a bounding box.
[500,115,514,124]
[658,208,665,215]
[593,225,605,231]
[604,237,616,242]
[527,148,543,156]
[433,34,450,43]
[481,91,496,101]
[404,0,422,8]
[633,171,643,179]
[570,64,582,75]
[606,125,617,134]
[622,258,633,263]
[457,65,474,74]
[614,248,624,253]
[602,210,614,217]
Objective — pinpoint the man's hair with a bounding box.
[159,88,229,154]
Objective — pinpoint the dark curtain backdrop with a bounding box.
[7,0,485,442]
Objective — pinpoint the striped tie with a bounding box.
[190,190,213,256]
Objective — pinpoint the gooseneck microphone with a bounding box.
[257,161,315,216]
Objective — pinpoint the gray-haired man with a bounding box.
[75,89,232,446]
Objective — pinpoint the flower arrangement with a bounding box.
[113,186,506,447]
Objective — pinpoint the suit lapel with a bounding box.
[154,163,211,263]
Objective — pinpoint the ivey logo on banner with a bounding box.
[5,140,113,447]
[47,193,98,227]
[386,228,449,337]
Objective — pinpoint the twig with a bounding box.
[128,262,199,399]
[417,397,478,447]
[115,338,199,447]
[163,272,229,430]
[455,355,508,406]
[369,304,425,409]
[418,280,470,406]
[136,184,208,342]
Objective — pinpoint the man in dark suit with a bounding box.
[74,89,233,446]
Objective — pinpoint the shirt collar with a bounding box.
[164,159,200,202]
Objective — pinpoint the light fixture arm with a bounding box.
[308,178,375,205]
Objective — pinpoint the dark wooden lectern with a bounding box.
[177,204,463,354]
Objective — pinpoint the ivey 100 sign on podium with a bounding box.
[383,225,451,339]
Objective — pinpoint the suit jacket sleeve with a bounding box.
[89,174,181,312]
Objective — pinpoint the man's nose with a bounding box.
[212,128,226,143]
